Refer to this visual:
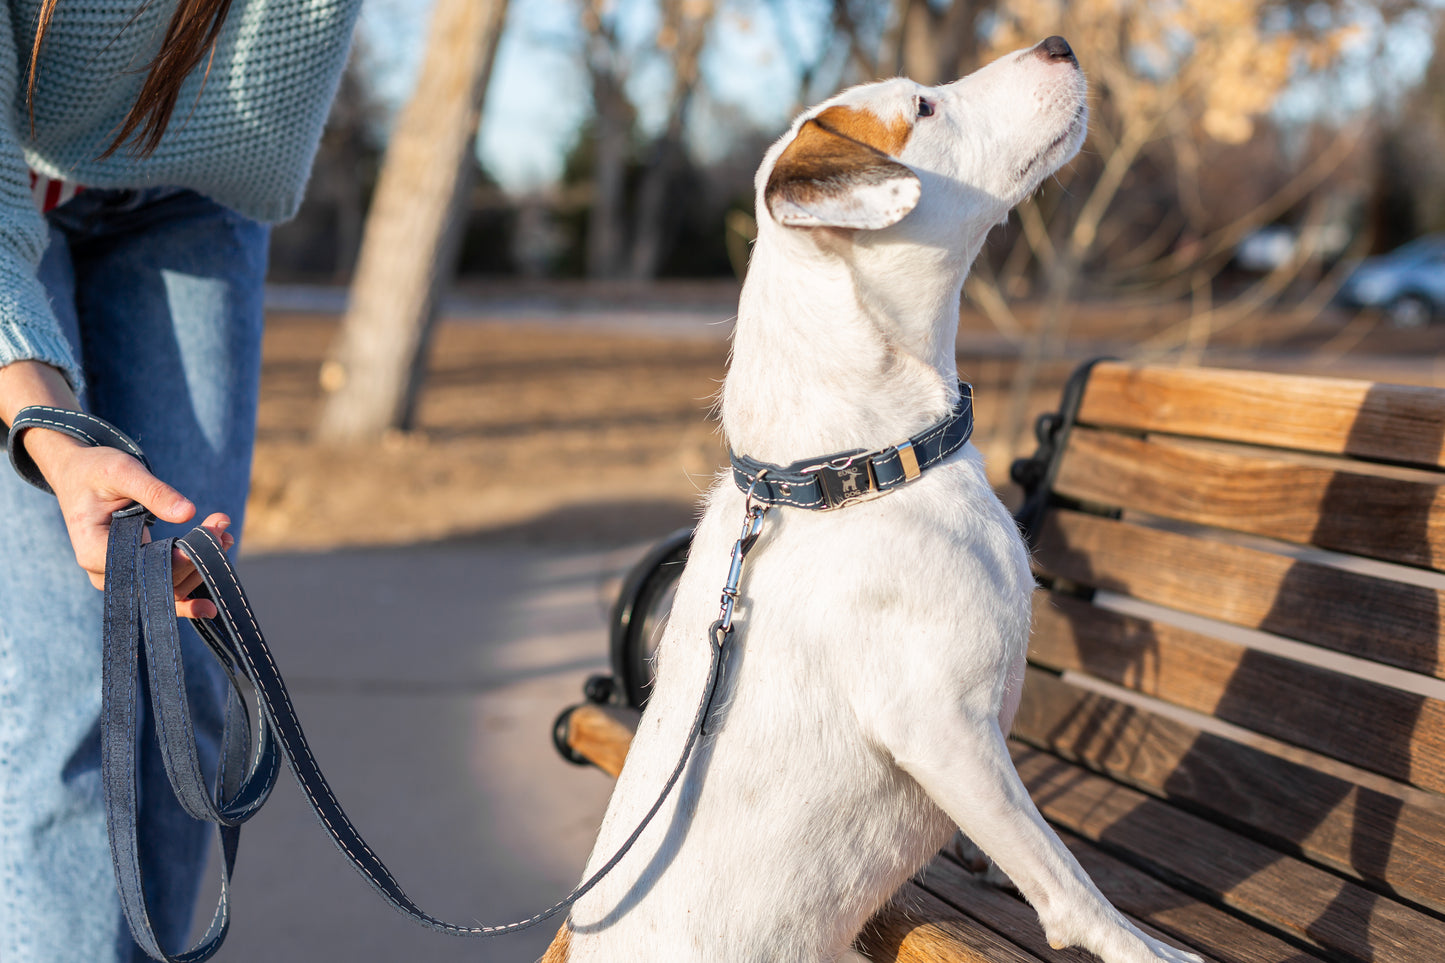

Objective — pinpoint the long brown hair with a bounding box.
[27,0,237,158]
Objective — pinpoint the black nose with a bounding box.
[1038,35,1076,63]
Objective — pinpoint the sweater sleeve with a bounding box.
[0,4,79,391]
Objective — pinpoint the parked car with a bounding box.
[1235,223,1350,272]
[1338,235,1445,327]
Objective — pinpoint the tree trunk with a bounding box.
[627,0,714,280]
[316,0,508,443]
[585,68,633,280]
[899,0,982,84]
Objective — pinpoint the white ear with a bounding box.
[764,117,921,230]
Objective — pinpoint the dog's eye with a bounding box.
[917,98,935,118]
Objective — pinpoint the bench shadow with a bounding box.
[1036,383,1440,962]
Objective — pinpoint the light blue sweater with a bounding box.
[0,0,362,389]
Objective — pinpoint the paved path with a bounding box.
[197,538,654,961]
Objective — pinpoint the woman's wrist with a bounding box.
[1,360,88,481]
[0,360,80,426]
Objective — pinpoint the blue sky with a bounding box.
[355,0,1440,194]
[355,0,822,191]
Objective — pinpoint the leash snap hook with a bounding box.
[717,471,770,634]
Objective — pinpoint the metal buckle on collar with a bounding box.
[895,440,922,481]
[803,454,877,508]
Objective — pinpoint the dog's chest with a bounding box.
[569,466,1031,958]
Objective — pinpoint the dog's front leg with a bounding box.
[888,714,1204,963]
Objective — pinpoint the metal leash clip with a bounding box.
[705,472,769,731]
[716,472,769,638]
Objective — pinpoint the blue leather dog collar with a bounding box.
[730,382,974,510]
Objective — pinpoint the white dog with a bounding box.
[551,37,1203,963]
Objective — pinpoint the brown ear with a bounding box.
[764,111,920,230]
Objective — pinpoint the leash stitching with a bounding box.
[16,407,147,460]
[187,517,736,937]
[75,410,744,949]
[187,533,402,897]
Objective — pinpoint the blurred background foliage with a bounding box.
[273,0,1445,290]
[272,0,1445,441]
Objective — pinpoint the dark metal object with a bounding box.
[1009,357,1114,545]
[607,527,693,709]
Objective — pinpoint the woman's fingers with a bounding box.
[170,513,233,619]
[176,596,219,621]
[38,444,194,587]
[174,566,204,599]
[27,433,237,621]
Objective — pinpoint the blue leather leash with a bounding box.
[730,381,975,509]
[4,406,739,962]
[3,381,972,961]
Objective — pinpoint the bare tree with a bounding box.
[628,0,717,279]
[316,0,509,443]
[975,0,1404,453]
[1380,17,1445,241]
[576,0,720,280]
[580,0,637,280]
[318,52,382,281]
[893,0,984,83]
[827,0,992,83]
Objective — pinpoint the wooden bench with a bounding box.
[553,359,1445,962]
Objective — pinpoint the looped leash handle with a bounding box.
[5,406,250,961]
[7,405,152,494]
[104,511,262,963]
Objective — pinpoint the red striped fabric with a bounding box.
[28,169,83,213]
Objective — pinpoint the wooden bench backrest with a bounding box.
[1013,361,1445,943]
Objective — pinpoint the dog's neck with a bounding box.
[722,225,980,466]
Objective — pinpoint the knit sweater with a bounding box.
[0,0,362,389]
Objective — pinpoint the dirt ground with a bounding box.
[242,284,1445,554]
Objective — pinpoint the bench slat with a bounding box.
[861,886,1042,963]
[919,852,1248,963]
[1076,363,1445,470]
[1059,832,1330,963]
[1053,428,1445,572]
[1011,744,1445,962]
[1033,510,1445,680]
[1012,666,1445,915]
[921,837,1332,963]
[1031,593,1445,795]
[914,856,1104,963]
[563,703,638,778]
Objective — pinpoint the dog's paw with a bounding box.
[1041,907,1206,963]
[950,832,1018,893]
[1056,924,1206,963]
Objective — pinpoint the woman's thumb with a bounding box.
[120,462,195,524]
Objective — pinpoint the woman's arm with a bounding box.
[1,359,228,618]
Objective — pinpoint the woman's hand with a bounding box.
[2,360,229,620]
[27,431,232,619]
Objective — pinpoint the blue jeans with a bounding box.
[0,188,269,962]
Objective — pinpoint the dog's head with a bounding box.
[757,36,1087,249]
